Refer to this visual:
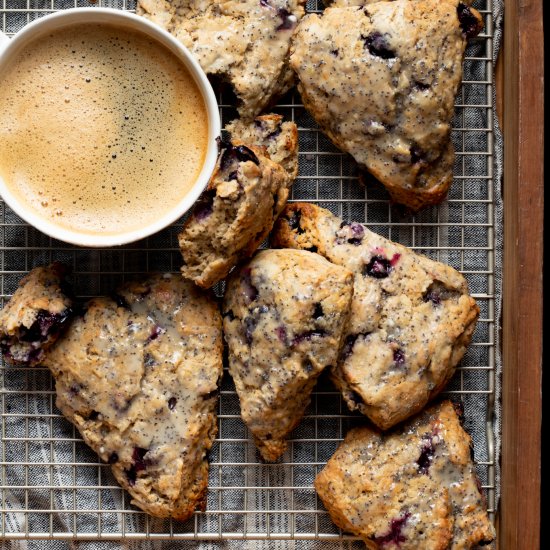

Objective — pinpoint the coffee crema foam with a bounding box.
[0,23,208,236]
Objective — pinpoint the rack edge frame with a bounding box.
[500,0,543,548]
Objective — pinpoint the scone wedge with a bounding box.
[137,0,305,119]
[179,117,297,289]
[0,262,74,366]
[42,274,222,520]
[272,203,479,429]
[223,249,354,461]
[315,400,495,549]
[325,0,477,8]
[290,0,483,209]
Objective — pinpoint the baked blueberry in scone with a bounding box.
[271,203,479,430]
[226,113,299,181]
[223,249,354,461]
[290,0,483,210]
[178,133,293,289]
[0,262,74,366]
[314,400,496,549]
[137,0,305,119]
[42,274,222,520]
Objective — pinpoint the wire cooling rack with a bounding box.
[1,0,498,544]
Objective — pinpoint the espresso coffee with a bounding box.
[0,23,208,236]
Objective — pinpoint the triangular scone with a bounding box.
[271,203,479,429]
[325,0,476,9]
[290,0,483,209]
[315,401,495,549]
[179,132,294,289]
[43,274,222,520]
[137,0,305,119]
[223,249,353,461]
[226,113,299,180]
[0,263,74,366]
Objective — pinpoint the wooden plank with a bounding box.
[500,0,543,548]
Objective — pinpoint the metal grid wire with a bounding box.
[1,0,497,543]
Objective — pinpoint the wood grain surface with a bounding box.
[500,0,543,548]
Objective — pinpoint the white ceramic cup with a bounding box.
[0,8,221,247]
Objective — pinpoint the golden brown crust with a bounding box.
[290,1,483,210]
[223,249,354,461]
[315,400,495,549]
[272,203,479,429]
[226,114,299,181]
[137,0,306,119]
[0,262,74,366]
[363,141,455,210]
[271,202,329,253]
[325,0,477,11]
[43,274,222,520]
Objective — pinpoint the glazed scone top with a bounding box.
[137,0,305,119]
[326,0,475,8]
[42,274,223,519]
[290,0,483,209]
[315,400,496,549]
[223,249,354,460]
[272,203,479,429]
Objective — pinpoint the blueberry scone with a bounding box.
[272,203,479,429]
[226,113,299,180]
[179,136,292,288]
[290,0,484,209]
[0,263,74,366]
[137,0,305,119]
[325,0,476,9]
[223,249,353,461]
[42,274,222,520]
[315,400,495,549]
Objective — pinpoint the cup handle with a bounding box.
[0,30,10,53]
